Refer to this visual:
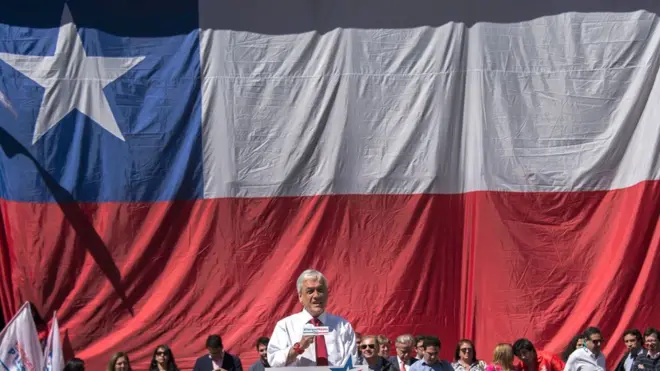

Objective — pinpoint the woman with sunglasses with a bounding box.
[452,339,486,371]
[149,345,180,371]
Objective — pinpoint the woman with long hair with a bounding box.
[452,339,486,371]
[561,335,587,362]
[149,345,180,371]
[107,352,132,371]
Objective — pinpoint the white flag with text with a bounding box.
[0,302,44,371]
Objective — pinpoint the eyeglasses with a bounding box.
[590,340,602,345]
[360,344,376,350]
[460,348,473,353]
[156,351,167,356]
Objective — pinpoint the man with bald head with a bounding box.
[267,269,357,367]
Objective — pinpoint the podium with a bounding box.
[270,358,368,371]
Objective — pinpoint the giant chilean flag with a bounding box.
[0,1,659,370]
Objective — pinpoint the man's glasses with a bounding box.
[360,344,376,350]
[460,348,473,353]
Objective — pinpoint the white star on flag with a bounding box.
[0,4,145,144]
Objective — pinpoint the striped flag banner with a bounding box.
[0,1,659,370]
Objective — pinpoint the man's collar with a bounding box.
[210,353,225,361]
[582,347,600,359]
[301,308,328,323]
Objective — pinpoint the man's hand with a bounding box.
[299,335,314,350]
[286,335,316,365]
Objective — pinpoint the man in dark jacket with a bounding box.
[615,329,643,371]
[193,334,243,371]
[389,334,418,371]
[632,328,660,371]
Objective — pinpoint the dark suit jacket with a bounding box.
[615,348,644,371]
[193,353,243,371]
[389,356,418,371]
[248,360,267,371]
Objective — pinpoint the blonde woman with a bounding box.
[485,344,519,371]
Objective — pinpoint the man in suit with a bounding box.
[193,334,244,371]
[390,334,418,371]
[615,329,643,371]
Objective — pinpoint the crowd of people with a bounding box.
[58,323,660,371]
[58,270,659,371]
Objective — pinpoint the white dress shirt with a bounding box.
[624,354,634,371]
[564,348,606,371]
[267,309,357,367]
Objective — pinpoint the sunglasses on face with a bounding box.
[156,351,167,356]
[460,348,473,353]
[361,344,376,350]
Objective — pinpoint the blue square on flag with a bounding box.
[0,2,202,202]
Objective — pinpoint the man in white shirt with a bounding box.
[564,327,607,371]
[267,269,357,367]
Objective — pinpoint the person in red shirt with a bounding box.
[512,339,564,371]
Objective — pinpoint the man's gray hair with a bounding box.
[396,334,415,346]
[296,269,328,294]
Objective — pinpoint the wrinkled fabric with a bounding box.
[0,1,659,371]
